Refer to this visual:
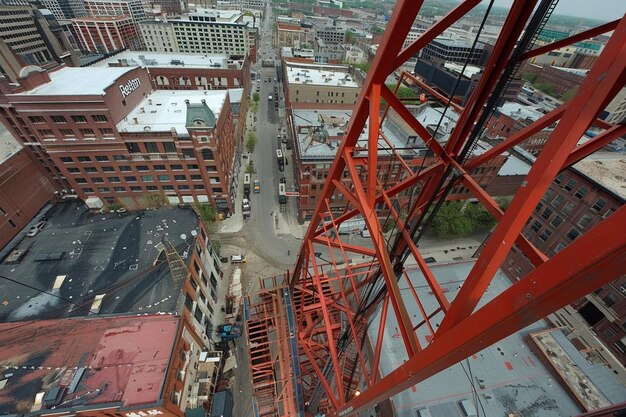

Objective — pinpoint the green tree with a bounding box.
[246,132,257,153]
[371,25,385,35]
[534,81,557,97]
[250,101,258,114]
[244,163,257,174]
[345,30,356,44]
[252,92,260,102]
[354,62,371,73]
[194,203,217,232]
[522,72,538,84]
[561,88,578,102]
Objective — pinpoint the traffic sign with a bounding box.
[284,191,300,197]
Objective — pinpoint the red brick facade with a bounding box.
[0,148,57,248]
[0,65,244,213]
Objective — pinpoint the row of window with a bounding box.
[82,184,222,193]
[64,163,208,172]
[29,114,108,124]
[74,174,207,183]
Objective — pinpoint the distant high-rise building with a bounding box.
[0,2,77,82]
[139,9,254,58]
[84,0,146,23]
[39,0,87,19]
[72,15,143,53]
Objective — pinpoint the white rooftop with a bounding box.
[291,108,425,160]
[117,90,227,134]
[90,51,232,69]
[574,153,626,200]
[444,61,482,78]
[15,67,135,96]
[286,64,359,88]
[0,125,22,163]
[498,102,544,121]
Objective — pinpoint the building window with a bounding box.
[530,221,541,232]
[60,157,73,163]
[92,115,108,123]
[158,175,170,181]
[146,185,158,191]
[72,115,87,123]
[92,177,104,183]
[563,202,575,215]
[164,142,176,153]
[554,174,564,184]
[541,208,553,220]
[566,228,580,241]
[38,129,54,137]
[551,194,564,207]
[130,186,142,192]
[154,164,166,171]
[114,187,126,192]
[77,156,91,162]
[99,128,114,136]
[80,128,95,136]
[550,216,563,227]
[574,187,588,199]
[108,176,121,183]
[194,184,205,190]
[187,164,199,170]
[82,187,94,193]
[175,175,186,181]
[577,214,593,229]
[603,328,617,339]
[554,242,567,253]
[146,142,159,153]
[141,175,154,182]
[29,116,45,123]
[95,155,108,162]
[51,116,67,123]
[563,179,577,192]
[137,165,149,171]
[202,149,214,160]
[603,293,618,307]
[592,198,606,212]
[67,167,80,173]
[171,164,183,170]
[102,166,115,172]
[125,176,137,182]
[179,185,190,190]
[119,165,132,172]
[85,167,98,173]
[75,178,87,184]
[539,229,552,241]
[60,128,74,136]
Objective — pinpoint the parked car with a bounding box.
[27,221,46,237]
[253,180,261,193]
[231,255,246,263]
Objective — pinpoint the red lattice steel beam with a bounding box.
[289,0,626,416]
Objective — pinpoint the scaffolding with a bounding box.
[244,274,302,417]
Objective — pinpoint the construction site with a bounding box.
[240,0,626,416]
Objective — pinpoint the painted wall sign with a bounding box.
[119,77,141,98]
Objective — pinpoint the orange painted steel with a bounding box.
[284,1,626,416]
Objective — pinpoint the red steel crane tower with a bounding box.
[247,1,626,416]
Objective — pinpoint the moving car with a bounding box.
[268,95,273,101]
[27,221,46,237]
[231,255,246,263]
[253,180,261,193]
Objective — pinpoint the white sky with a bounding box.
[491,0,625,21]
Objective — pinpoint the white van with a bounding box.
[231,255,246,263]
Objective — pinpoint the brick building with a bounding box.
[0,64,242,213]
[283,61,360,107]
[0,139,56,249]
[496,154,626,364]
[483,101,549,155]
[519,62,584,99]
[0,314,222,416]
[72,15,143,53]
[276,22,315,48]
[84,0,146,23]
[289,106,505,222]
